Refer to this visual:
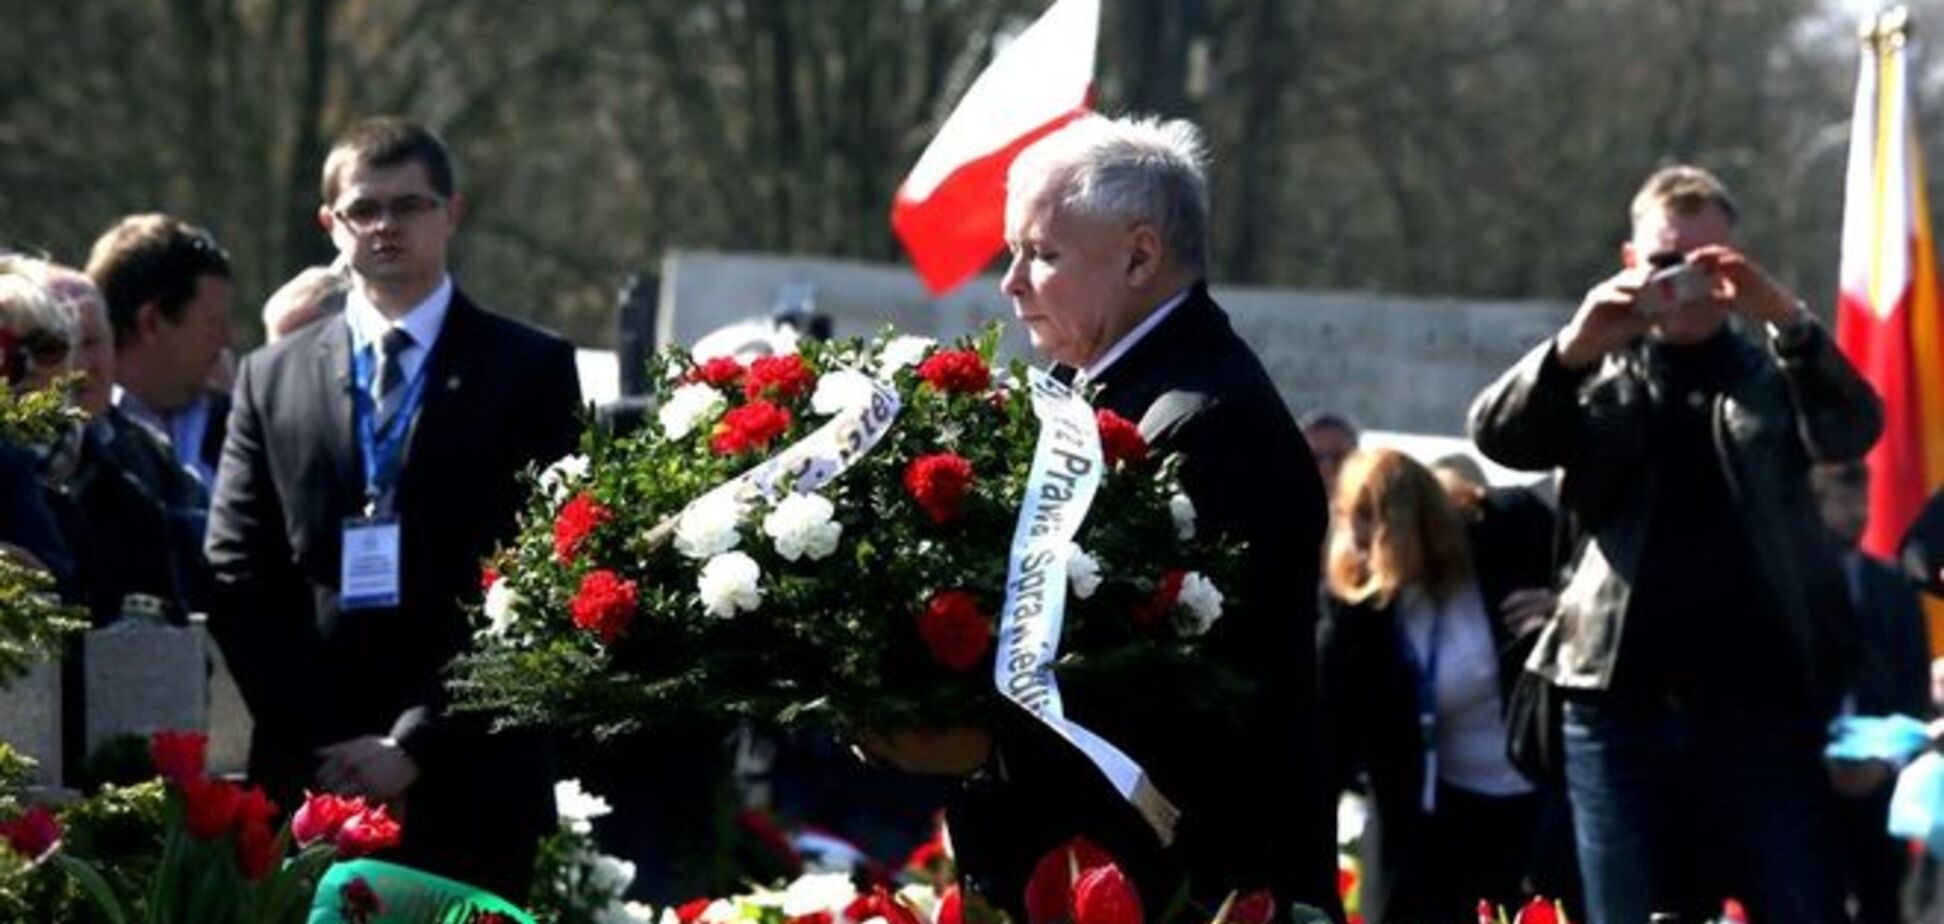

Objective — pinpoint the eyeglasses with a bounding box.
[331,195,445,232]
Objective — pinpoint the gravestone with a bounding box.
[83,616,206,759]
[0,659,61,785]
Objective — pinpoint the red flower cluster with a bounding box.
[1095,410,1149,467]
[917,590,993,672]
[571,569,639,643]
[292,791,403,858]
[744,354,816,401]
[1129,570,1186,632]
[904,452,974,524]
[554,492,614,564]
[918,349,991,394]
[0,806,60,860]
[691,356,746,388]
[1025,837,1142,924]
[480,566,500,592]
[712,400,793,455]
[150,729,208,784]
[844,886,925,924]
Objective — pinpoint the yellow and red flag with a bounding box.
[1837,6,1944,623]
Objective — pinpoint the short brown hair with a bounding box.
[84,214,232,342]
[321,117,455,204]
[1630,164,1740,229]
[1326,449,1473,608]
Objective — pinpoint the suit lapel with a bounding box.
[314,320,363,504]
[1089,282,1215,419]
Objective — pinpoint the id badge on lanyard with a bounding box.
[341,512,401,610]
[1402,608,1443,813]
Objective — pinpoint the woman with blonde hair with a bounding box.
[1318,448,1558,923]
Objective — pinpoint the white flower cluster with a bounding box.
[554,778,612,836]
[546,780,658,924]
[763,493,842,562]
[699,551,763,618]
[810,368,876,416]
[482,577,522,639]
[1170,493,1196,540]
[539,453,591,504]
[1066,544,1102,599]
[877,335,936,374]
[659,382,727,440]
[676,494,745,560]
[1175,572,1224,635]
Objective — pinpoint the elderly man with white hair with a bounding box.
[934,114,1339,921]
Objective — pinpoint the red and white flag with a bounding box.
[890,0,1099,296]
[1836,8,1944,647]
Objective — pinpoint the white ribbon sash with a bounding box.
[694,378,903,509]
[994,368,1181,844]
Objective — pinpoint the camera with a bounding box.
[1634,253,1710,319]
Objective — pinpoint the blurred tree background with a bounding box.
[0,0,1933,346]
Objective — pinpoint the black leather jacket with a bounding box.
[1467,321,1882,708]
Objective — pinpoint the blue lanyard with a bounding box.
[1396,602,1444,813]
[351,344,431,514]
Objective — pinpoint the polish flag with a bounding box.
[1836,8,1944,646]
[890,0,1099,296]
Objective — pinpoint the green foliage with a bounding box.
[451,328,1247,743]
[0,556,88,688]
[0,378,81,448]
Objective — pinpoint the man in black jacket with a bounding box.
[929,114,1338,922]
[1468,165,1882,924]
[206,117,581,898]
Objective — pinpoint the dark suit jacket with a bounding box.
[1317,488,1555,924]
[1904,489,1944,597]
[948,284,1340,921]
[205,290,581,897]
[1841,546,1931,719]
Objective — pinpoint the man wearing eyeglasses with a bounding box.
[206,116,581,899]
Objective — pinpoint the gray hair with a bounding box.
[0,255,77,361]
[1007,114,1211,273]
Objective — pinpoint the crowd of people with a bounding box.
[2,110,1943,924]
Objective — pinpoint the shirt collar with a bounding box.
[345,274,453,356]
[1079,284,1194,384]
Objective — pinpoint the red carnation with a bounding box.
[845,888,924,924]
[918,349,992,394]
[480,566,499,592]
[1071,864,1143,924]
[340,876,384,923]
[675,899,712,924]
[938,886,965,924]
[571,569,639,643]
[1478,900,1497,924]
[1515,898,1561,924]
[235,819,277,880]
[293,791,364,846]
[905,835,948,875]
[904,453,975,524]
[183,777,243,840]
[917,590,993,672]
[744,354,816,402]
[1024,837,1117,924]
[0,806,60,860]
[1129,570,1187,632]
[149,730,208,785]
[553,491,614,564]
[1095,410,1149,467]
[1230,891,1276,924]
[712,400,793,455]
[334,804,402,858]
[691,356,746,388]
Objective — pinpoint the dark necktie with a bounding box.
[372,326,415,430]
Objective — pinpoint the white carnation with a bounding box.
[698,552,763,618]
[810,368,877,417]
[763,493,843,562]
[782,872,858,917]
[596,903,659,924]
[659,382,727,440]
[699,899,740,924]
[554,778,613,835]
[877,335,936,374]
[483,579,521,637]
[1066,544,1102,600]
[589,853,638,895]
[675,494,745,561]
[1176,572,1224,635]
[539,453,591,503]
[1170,493,1196,540]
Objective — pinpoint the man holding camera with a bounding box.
[1468,165,1882,924]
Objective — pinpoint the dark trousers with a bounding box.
[1562,696,1845,924]
[1835,785,1909,924]
[1375,784,1540,924]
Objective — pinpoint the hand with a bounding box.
[1826,758,1894,798]
[1555,269,1653,370]
[316,735,420,801]
[1499,588,1557,637]
[1685,245,1804,327]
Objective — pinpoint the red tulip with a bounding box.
[149,730,208,785]
[292,791,363,846]
[1071,864,1142,924]
[937,886,965,924]
[1023,837,1115,924]
[234,820,277,880]
[333,805,402,858]
[182,778,243,839]
[0,806,61,859]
